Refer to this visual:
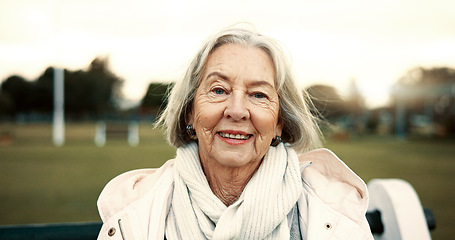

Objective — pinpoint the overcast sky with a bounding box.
[1,0,454,108]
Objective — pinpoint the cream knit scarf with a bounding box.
[165,142,302,240]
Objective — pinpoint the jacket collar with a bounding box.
[299,148,369,222]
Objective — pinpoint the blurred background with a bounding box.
[0,0,454,239]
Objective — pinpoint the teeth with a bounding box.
[220,132,250,140]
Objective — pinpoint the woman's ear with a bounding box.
[187,109,194,126]
[275,119,283,137]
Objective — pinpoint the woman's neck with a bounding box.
[200,158,262,206]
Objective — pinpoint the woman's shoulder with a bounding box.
[298,148,369,222]
[298,148,367,191]
[97,159,175,222]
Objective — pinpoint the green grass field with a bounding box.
[0,123,453,239]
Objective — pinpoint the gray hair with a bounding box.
[156,26,322,153]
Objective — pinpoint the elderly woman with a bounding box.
[96,27,374,239]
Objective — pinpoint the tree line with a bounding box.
[391,66,455,136]
[0,58,123,120]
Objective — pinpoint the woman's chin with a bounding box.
[199,135,265,170]
[210,150,260,170]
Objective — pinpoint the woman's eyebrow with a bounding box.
[249,80,274,89]
[206,71,229,82]
[205,71,274,89]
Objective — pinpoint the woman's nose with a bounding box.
[224,92,250,121]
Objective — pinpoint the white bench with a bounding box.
[367,179,435,240]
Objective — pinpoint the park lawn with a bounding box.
[325,136,454,240]
[0,123,175,224]
[0,123,453,239]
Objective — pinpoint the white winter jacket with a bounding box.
[97,148,374,239]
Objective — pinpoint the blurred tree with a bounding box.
[345,79,365,117]
[0,57,124,120]
[392,66,455,136]
[0,93,14,117]
[344,79,366,135]
[306,84,347,120]
[140,82,174,116]
[0,75,34,115]
[398,67,455,86]
[394,67,455,111]
[33,68,54,113]
[65,57,124,117]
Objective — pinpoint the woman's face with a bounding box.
[190,43,282,169]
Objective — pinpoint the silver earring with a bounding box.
[271,136,282,146]
[186,125,196,136]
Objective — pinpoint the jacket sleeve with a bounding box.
[97,168,158,222]
[96,160,175,240]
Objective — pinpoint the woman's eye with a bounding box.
[213,88,226,95]
[253,92,267,99]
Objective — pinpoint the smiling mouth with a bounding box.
[218,132,252,140]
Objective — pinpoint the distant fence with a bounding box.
[0,121,143,147]
[94,121,139,147]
